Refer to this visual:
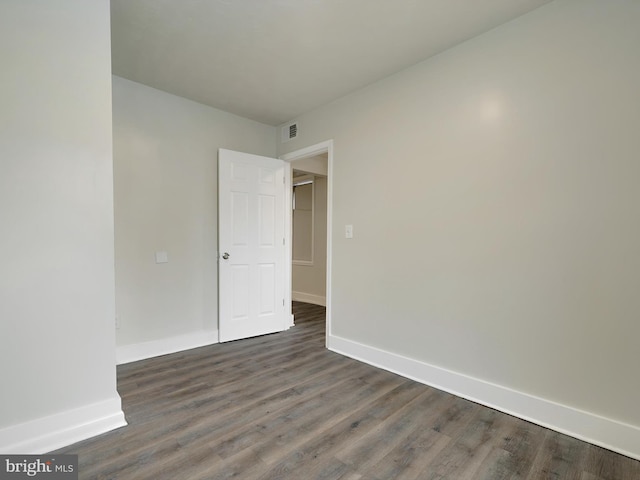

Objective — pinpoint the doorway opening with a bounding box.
[281,140,333,346]
[292,161,327,305]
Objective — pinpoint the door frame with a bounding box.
[280,140,333,346]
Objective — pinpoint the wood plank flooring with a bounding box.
[53,302,640,479]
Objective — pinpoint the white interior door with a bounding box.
[218,149,287,342]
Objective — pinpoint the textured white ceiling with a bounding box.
[111,0,553,126]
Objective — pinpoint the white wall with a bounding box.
[278,0,640,458]
[112,77,276,362]
[290,154,328,177]
[0,0,125,453]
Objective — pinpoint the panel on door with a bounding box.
[218,149,287,342]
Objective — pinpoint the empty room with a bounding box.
[1,0,640,478]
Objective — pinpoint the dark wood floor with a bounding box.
[54,302,640,479]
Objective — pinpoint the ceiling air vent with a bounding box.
[282,122,298,143]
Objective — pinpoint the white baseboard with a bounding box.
[292,291,326,306]
[328,334,640,461]
[117,329,218,365]
[0,396,126,454]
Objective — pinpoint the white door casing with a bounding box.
[218,149,288,342]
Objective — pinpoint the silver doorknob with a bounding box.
[222,252,230,260]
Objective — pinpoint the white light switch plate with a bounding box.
[155,251,168,263]
[345,225,353,239]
